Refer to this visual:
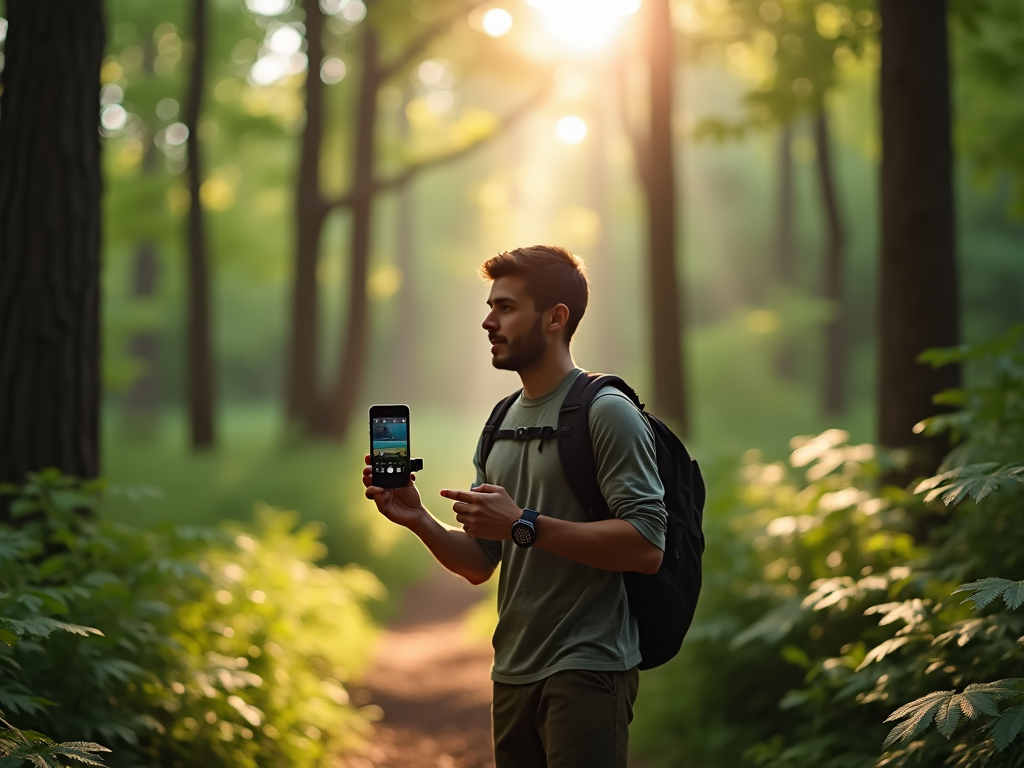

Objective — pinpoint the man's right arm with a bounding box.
[362,455,496,585]
[407,506,497,585]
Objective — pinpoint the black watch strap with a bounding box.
[512,508,539,548]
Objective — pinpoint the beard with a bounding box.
[491,314,546,372]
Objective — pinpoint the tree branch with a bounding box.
[326,80,551,210]
[377,0,484,82]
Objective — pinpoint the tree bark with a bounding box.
[325,27,380,439]
[814,109,847,418]
[775,122,797,380]
[0,0,104,504]
[184,0,215,449]
[286,0,327,433]
[878,0,960,479]
[642,0,687,432]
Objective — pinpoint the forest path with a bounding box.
[337,564,495,768]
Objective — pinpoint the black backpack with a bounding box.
[479,372,706,670]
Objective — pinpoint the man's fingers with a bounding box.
[471,483,503,495]
[364,454,371,465]
[440,489,478,503]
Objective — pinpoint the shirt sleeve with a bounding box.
[588,389,668,551]
[471,431,503,567]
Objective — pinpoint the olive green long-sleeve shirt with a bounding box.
[475,368,667,684]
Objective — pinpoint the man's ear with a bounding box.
[546,303,570,336]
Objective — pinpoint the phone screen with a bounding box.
[370,410,410,487]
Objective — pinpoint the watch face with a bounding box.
[512,520,536,548]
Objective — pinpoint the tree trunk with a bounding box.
[326,27,379,439]
[587,65,620,373]
[0,0,104,505]
[124,41,162,433]
[878,0,960,479]
[287,0,327,434]
[814,109,847,418]
[123,242,162,430]
[643,0,687,432]
[390,91,417,404]
[775,122,797,380]
[184,0,215,449]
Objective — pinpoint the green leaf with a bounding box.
[0,630,18,647]
[992,705,1024,751]
[884,690,952,748]
[936,695,964,737]
[955,578,1024,611]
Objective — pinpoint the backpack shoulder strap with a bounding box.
[557,372,643,519]
[479,389,522,470]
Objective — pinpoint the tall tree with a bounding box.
[627,0,688,432]
[774,121,797,380]
[283,2,550,439]
[814,109,847,418]
[878,0,960,476]
[183,0,215,449]
[285,0,328,430]
[0,0,105,505]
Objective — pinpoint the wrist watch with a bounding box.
[511,508,539,548]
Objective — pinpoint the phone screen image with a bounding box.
[370,410,410,488]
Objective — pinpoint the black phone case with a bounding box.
[370,406,410,489]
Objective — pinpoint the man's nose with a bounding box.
[482,312,497,330]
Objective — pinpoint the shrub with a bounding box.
[0,472,383,768]
[633,326,1024,768]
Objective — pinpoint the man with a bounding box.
[363,245,667,768]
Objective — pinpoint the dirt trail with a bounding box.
[338,565,495,768]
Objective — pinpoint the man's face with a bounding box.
[482,275,547,372]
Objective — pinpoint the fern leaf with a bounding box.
[887,690,955,723]
[1003,581,1024,610]
[883,691,951,748]
[992,705,1024,752]
[936,695,964,737]
[955,578,1018,610]
[857,637,912,671]
[961,680,1024,719]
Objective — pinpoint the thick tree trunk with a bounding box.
[326,27,379,439]
[775,122,797,380]
[184,0,215,449]
[814,109,847,418]
[878,0,960,479]
[287,0,327,433]
[643,0,687,432]
[0,0,104,504]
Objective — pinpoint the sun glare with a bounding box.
[556,115,587,144]
[482,8,514,38]
[528,0,641,53]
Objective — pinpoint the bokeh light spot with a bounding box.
[556,116,587,144]
[320,57,347,84]
[100,104,128,131]
[246,0,292,15]
[165,122,189,146]
[156,98,179,120]
[482,8,513,38]
[269,26,303,56]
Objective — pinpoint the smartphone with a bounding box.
[369,404,411,489]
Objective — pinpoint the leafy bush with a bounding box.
[0,472,383,768]
[633,327,1024,768]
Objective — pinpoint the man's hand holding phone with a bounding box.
[363,455,424,528]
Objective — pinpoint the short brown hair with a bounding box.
[479,245,589,342]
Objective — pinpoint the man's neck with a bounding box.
[517,348,577,400]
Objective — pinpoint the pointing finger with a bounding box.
[440,489,477,503]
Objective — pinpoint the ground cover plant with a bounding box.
[633,327,1024,767]
[0,472,383,768]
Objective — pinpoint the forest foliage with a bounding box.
[0,473,383,768]
[633,327,1024,767]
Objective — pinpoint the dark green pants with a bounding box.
[492,668,640,768]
